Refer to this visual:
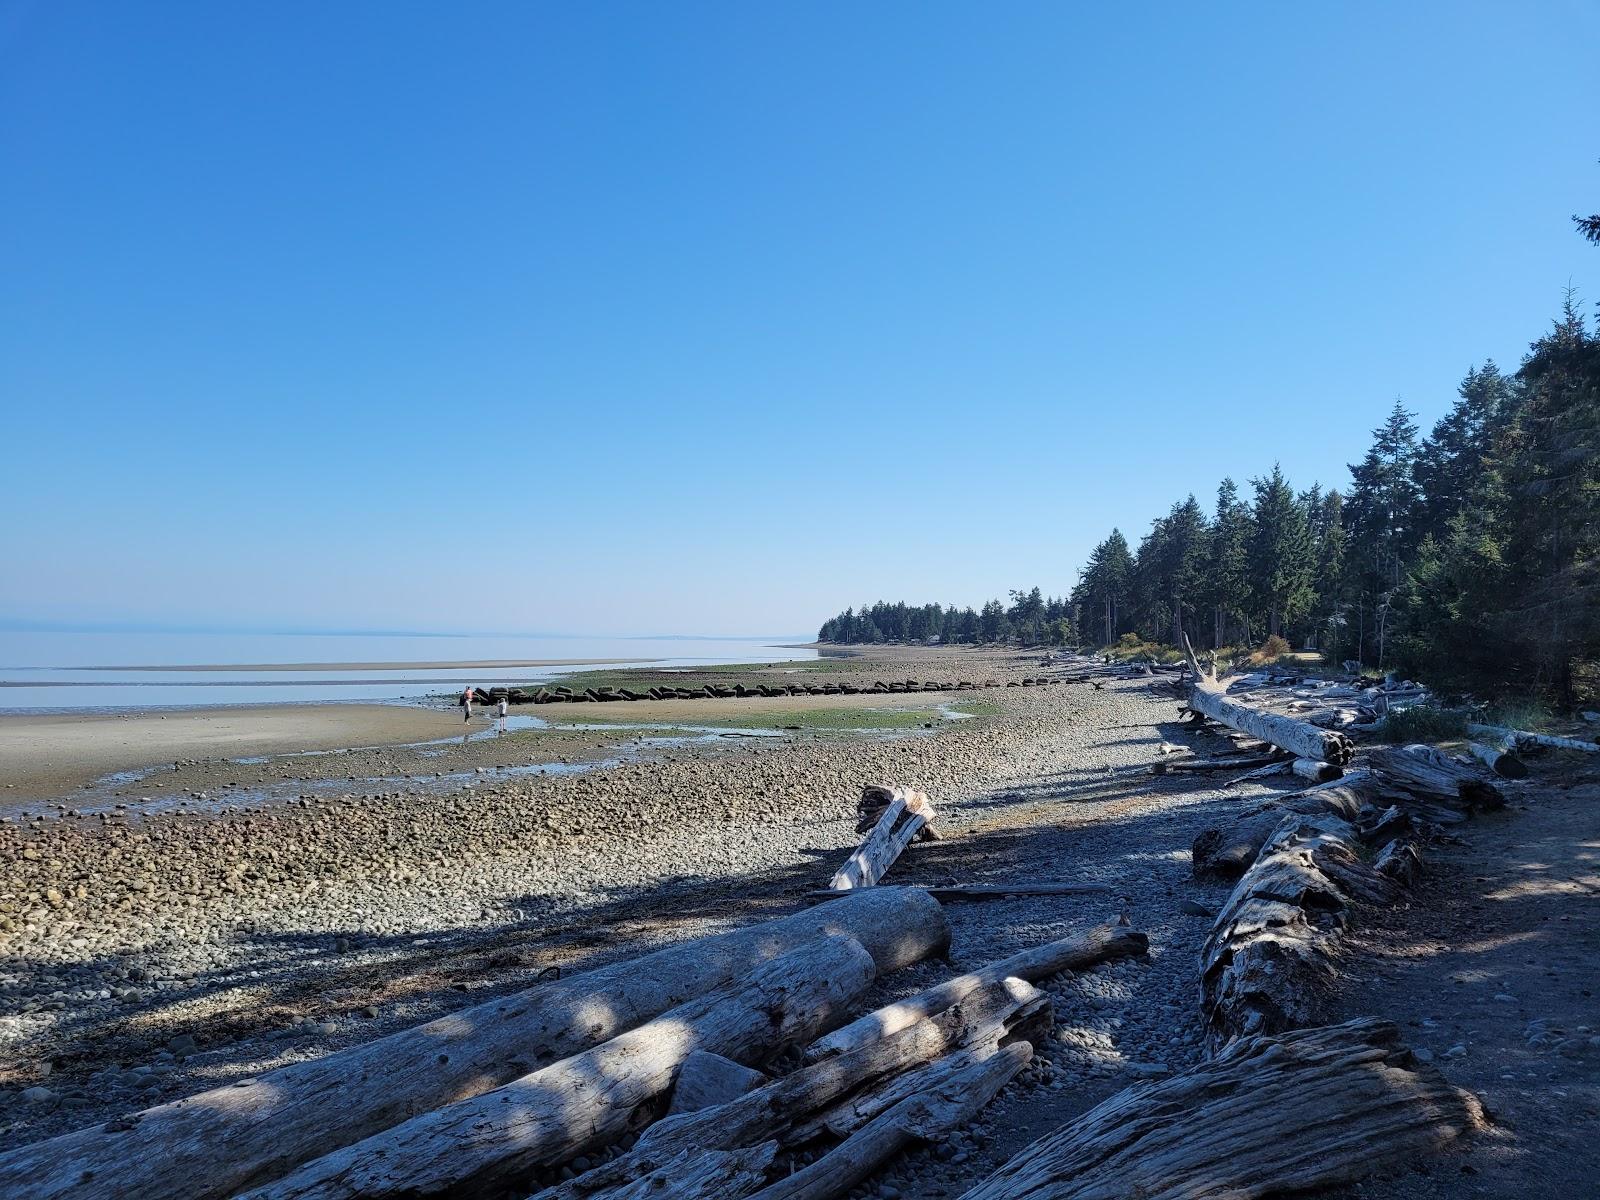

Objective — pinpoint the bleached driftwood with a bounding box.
[1182,638,1354,765]
[538,976,1046,1200]
[830,788,936,890]
[0,888,950,1200]
[587,1144,780,1200]
[243,936,879,1200]
[1367,744,1504,812]
[807,924,1146,1062]
[1201,813,1402,1051]
[1467,722,1600,754]
[746,1042,1032,1200]
[667,1052,769,1116]
[1151,753,1283,775]
[956,1019,1484,1200]
[1291,757,1343,783]
[1468,740,1528,779]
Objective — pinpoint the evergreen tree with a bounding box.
[1344,400,1422,662]
[1248,465,1315,640]
[1414,362,1515,545]
[1206,478,1252,648]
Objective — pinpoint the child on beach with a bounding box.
[496,696,509,732]
[461,686,474,723]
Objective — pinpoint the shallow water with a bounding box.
[0,631,815,710]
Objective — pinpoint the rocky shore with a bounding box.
[3,646,1594,1200]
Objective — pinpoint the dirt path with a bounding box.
[1322,769,1600,1199]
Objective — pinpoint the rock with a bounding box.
[20,1086,55,1104]
[167,1034,198,1057]
[1177,900,1215,918]
[1412,1047,1435,1063]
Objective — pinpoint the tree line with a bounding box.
[820,296,1598,702]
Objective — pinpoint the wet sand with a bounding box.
[0,704,467,798]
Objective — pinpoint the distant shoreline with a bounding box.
[64,658,666,672]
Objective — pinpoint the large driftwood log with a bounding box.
[1182,639,1354,765]
[956,1019,1484,1200]
[1367,743,1504,811]
[1467,722,1600,754]
[1201,813,1402,1051]
[243,936,879,1200]
[538,977,1045,1200]
[807,925,1146,1062]
[589,1144,779,1200]
[0,888,949,1200]
[829,788,935,890]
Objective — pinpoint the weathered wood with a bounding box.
[592,1143,780,1200]
[1191,809,1283,880]
[746,1041,1032,1200]
[1182,638,1354,764]
[1368,743,1504,811]
[1467,722,1600,754]
[0,888,950,1200]
[667,1052,769,1117]
[830,789,936,890]
[1151,753,1283,775]
[243,936,879,1200]
[1468,739,1529,779]
[792,979,1050,1143]
[538,979,1036,1200]
[807,925,1146,1063]
[956,1019,1484,1200]
[1201,813,1402,1051]
[810,882,1111,904]
[1291,757,1343,783]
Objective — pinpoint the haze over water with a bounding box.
[0,631,816,711]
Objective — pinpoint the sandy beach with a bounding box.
[0,705,466,799]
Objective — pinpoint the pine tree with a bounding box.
[1207,478,1252,648]
[1344,400,1422,662]
[1414,362,1515,545]
[1248,465,1314,641]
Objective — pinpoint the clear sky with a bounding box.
[2,2,1596,637]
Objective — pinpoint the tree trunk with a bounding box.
[1367,744,1504,811]
[806,925,1146,1063]
[1183,668,1354,765]
[0,888,949,1200]
[1467,741,1528,779]
[955,1019,1484,1200]
[243,936,879,1200]
[1201,812,1403,1051]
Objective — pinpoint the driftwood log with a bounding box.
[1201,812,1403,1050]
[829,788,936,890]
[0,888,950,1200]
[538,976,1048,1200]
[1367,743,1504,812]
[243,935,879,1200]
[1468,739,1529,779]
[1467,722,1600,754]
[745,1042,1032,1200]
[956,1018,1484,1200]
[808,924,1146,1062]
[1182,638,1354,765]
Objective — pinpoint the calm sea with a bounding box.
[0,631,817,711]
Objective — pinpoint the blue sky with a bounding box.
[2,2,1596,637]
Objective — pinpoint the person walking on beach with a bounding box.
[496,695,509,733]
[461,685,474,724]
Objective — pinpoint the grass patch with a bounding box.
[553,705,946,732]
[1481,697,1556,732]
[948,698,1001,718]
[1374,705,1468,743]
[1099,635,1185,665]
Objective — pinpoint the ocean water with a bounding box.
[0,631,816,711]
